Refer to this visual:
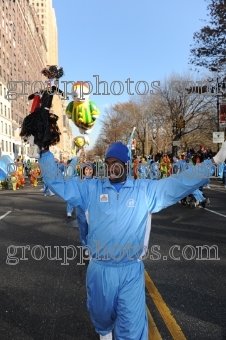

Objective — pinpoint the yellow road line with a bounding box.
[146,306,162,340]
[145,270,187,340]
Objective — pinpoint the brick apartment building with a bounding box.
[0,0,73,161]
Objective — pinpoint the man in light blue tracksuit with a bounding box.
[39,141,226,340]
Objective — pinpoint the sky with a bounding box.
[52,0,208,148]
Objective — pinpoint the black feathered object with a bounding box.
[41,65,64,79]
[20,86,62,150]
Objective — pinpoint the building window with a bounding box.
[4,105,6,116]
[6,141,8,152]
[1,121,3,133]
[0,84,2,96]
[8,108,10,119]
[0,103,2,115]
[5,122,7,134]
[2,17,4,28]
[1,140,4,152]
[9,141,11,152]
[15,114,18,123]
[4,87,6,98]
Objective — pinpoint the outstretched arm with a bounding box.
[38,150,88,210]
[146,141,226,213]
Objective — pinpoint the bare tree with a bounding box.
[148,75,217,155]
[88,75,217,158]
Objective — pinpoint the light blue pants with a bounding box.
[86,260,148,339]
[76,206,88,246]
[193,188,205,201]
[203,178,210,187]
[43,182,54,195]
[67,203,74,214]
[66,206,88,247]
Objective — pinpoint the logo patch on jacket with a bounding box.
[126,199,136,207]
[100,194,108,202]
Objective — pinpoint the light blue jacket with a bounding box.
[39,151,213,264]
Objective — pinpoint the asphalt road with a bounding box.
[0,179,225,340]
[145,179,226,340]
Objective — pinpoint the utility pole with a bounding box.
[217,92,220,151]
[215,77,223,151]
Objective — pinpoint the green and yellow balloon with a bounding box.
[66,82,100,134]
